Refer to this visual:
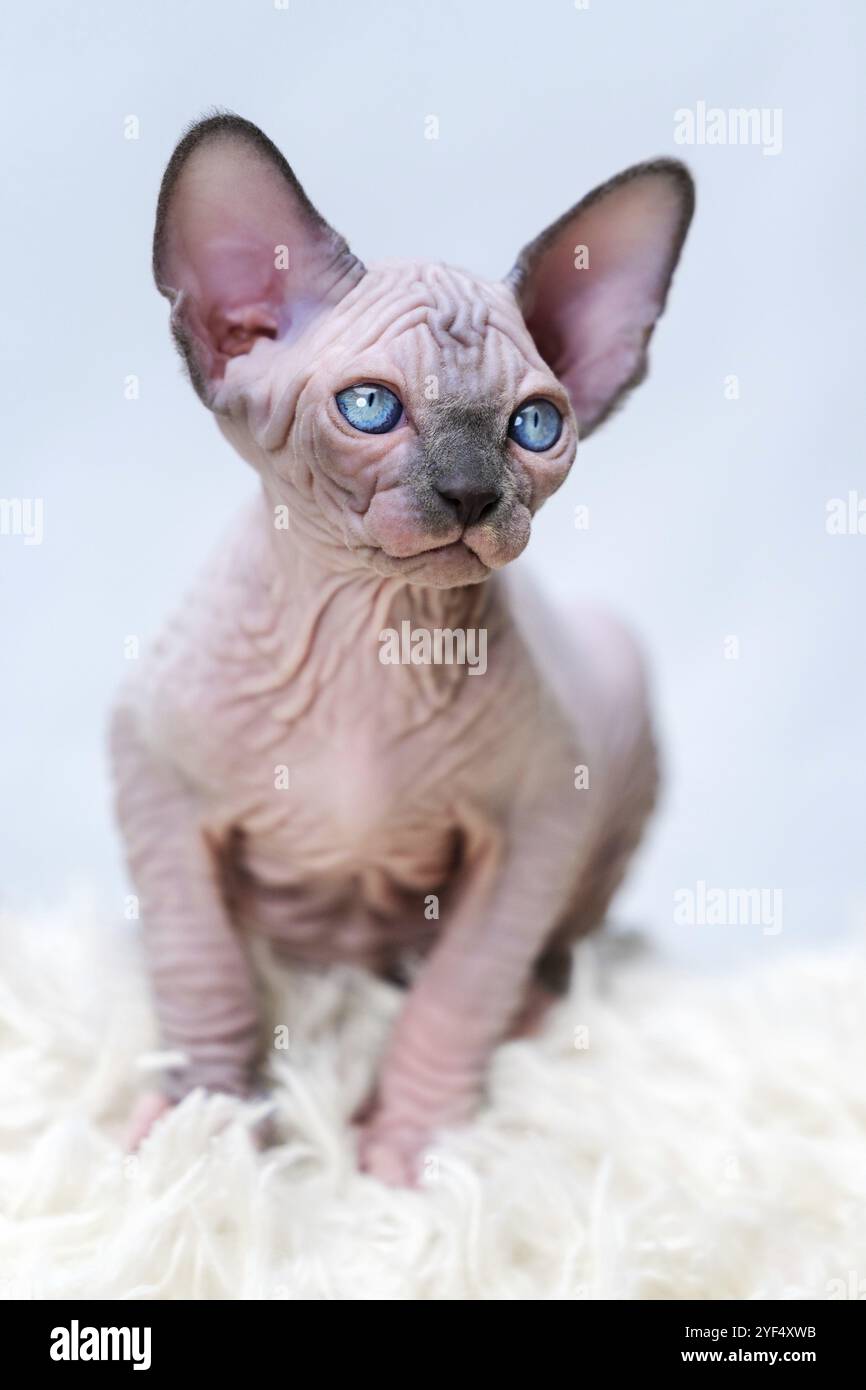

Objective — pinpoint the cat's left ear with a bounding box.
[153,113,365,408]
[507,160,694,438]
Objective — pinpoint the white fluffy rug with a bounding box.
[1,907,864,1301]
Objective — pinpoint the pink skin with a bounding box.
[113,116,693,1184]
[125,1091,172,1151]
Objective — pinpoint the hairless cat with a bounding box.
[112,114,694,1184]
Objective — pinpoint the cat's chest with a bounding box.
[226,698,468,890]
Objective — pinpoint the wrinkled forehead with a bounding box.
[323,259,548,404]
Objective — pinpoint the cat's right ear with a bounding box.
[153,113,365,407]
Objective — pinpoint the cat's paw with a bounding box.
[356,1114,431,1187]
[126,1085,277,1152]
[124,1090,174,1151]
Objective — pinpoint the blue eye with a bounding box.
[336,383,403,434]
[508,398,563,452]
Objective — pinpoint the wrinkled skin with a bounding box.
[112,116,694,1184]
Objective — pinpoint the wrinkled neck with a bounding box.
[239,487,498,714]
[255,484,491,635]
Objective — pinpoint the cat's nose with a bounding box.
[435,481,501,528]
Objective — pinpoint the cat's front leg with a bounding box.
[111,705,261,1141]
[357,775,591,1185]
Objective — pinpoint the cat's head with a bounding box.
[154,113,693,588]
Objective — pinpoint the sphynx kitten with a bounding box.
[112,115,694,1184]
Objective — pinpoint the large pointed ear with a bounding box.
[507,160,694,438]
[153,113,365,406]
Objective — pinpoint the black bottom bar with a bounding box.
[0,1299,857,1372]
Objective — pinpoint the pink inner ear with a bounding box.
[156,127,359,391]
[189,236,282,354]
[518,170,691,435]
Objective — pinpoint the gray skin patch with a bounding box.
[409,394,514,536]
